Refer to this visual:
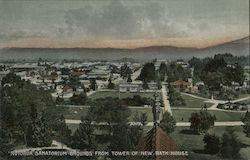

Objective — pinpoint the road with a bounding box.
[181,92,249,111]
[161,84,172,115]
[65,119,244,127]
[131,68,142,81]
[12,140,73,153]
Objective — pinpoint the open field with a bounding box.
[239,97,250,104]
[63,106,162,122]
[238,93,250,99]
[88,90,154,99]
[172,109,246,122]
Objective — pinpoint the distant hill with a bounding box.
[0,36,249,61]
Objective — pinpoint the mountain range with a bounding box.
[0,36,249,61]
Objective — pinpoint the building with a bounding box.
[170,80,191,88]
[87,69,110,80]
[155,59,168,70]
[129,125,187,160]
[119,81,143,92]
[176,60,189,68]
[148,81,158,90]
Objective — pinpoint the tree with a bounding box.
[71,117,96,150]
[55,96,65,105]
[90,79,97,91]
[129,126,143,149]
[110,123,132,151]
[142,80,149,90]
[221,129,240,158]
[159,62,167,81]
[189,110,216,134]
[138,62,156,82]
[133,111,147,125]
[107,76,115,89]
[89,97,130,136]
[203,134,220,154]
[53,115,72,146]
[70,93,87,105]
[127,73,132,82]
[242,110,250,137]
[159,112,176,133]
[120,63,132,78]
[140,112,148,126]
[26,106,52,147]
[0,73,68,152]
[168,85,186,106]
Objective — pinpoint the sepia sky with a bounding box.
[0,0,249,48]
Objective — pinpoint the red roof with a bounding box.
[170,80,191,87]
[130,126,188,160]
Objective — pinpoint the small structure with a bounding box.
[87,69,110,80]
[119,81,142,92]
[148,81,158,90]
[170,80,191,88]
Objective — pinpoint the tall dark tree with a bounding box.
[107,76,115,89]
[142,80,149,90]
[127,73,132,82]
[26,106,52,147]
[71,117,96,150]
[110,123,132,151]
[159,112,176,133]
[53,115,72,146]
[159,62,167,81]
[203,134,220,154]
[242,110,250,137]
[90,79,97,91]
[138,62,156,82]
[120,63,132,78]
[221,129,240,158]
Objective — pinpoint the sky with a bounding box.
[0,0,249,48]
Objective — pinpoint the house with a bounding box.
[147,81,158,90]
[170,80,191,88]
[87,69,110,80]
[176,60,189,68]
[70,71,85,78]
[155,59,168,70]
[119,81,143,92]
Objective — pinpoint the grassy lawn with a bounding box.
[63,106,161,122]
[172,109,246,122]
[63,107,89,120]
[128,107,163,122]
[239,97,250,104]
[88,90,154,99]
[170,126,250,160]
[174,94,213,108]
[238,93,250,99]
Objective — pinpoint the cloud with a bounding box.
[0,31,46,42]
[62,1,188,40]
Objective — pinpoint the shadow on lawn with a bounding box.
[193,149,209,154]
[179,129,194,135]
